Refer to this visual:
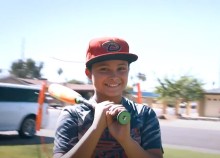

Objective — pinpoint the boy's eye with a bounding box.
[99,67,108,71]
[118,67,127,71]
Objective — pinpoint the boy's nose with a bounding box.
[108,77,121,83]
[109,71,118,78]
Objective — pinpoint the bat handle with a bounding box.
[75,97,93,108]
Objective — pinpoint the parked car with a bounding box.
[0,83,49,138]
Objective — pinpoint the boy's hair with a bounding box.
[86,37,138,69]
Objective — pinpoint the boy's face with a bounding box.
[87,60,129,99]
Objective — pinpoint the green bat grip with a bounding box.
[116,111,131,125]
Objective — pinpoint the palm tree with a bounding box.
[57,68,63,76]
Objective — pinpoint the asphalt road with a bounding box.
[160,119,220,153]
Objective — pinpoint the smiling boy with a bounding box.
[53,37,163,158]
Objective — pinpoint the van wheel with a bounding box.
[18,117,36,138]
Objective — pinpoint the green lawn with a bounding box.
[164,147,220,158]
[0,144,53,158]
[0,144,219,158]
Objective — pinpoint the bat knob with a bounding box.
[117,111,131,125]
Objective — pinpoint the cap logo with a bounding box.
[102,41,121,52]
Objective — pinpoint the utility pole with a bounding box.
[219,60,220,88]
[21,38,25,61]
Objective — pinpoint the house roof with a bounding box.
[61,83,94,92]
[0,75,28,84]
[19,78,94,92]
[205,88,220,94]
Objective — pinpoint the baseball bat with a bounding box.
[48,84,130,125]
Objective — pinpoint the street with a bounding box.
[160,119,220,153]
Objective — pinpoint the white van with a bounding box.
[0,83,49,138]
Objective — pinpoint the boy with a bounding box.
[53,37,163,158]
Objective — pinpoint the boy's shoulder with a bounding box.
[61,103,92,115]
[122,96,149,105]
[122,97,158,122]
[122,97,152,111]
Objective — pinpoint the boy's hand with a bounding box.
[92,101,113,130]
[106,104,131,143]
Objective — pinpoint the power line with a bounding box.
[50,57,84,63]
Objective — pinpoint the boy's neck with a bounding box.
[92,95,123,104]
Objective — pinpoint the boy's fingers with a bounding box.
[109,107,126,115]
[93,101,114,108]
[108,104,126,113]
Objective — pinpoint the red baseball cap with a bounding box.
[86,37,138,68]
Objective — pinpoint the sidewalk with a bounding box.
[153,107,220,122]
[158,113,220,122]
[159,116,220,131]
[179,114,220,121]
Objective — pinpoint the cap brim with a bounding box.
[86,52,138,68]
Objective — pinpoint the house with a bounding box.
[200,88,220,117]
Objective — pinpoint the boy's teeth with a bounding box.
[107,83,118,87]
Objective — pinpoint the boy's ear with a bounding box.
[85,68,92,79]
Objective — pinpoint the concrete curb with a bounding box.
[158,114,220,121]
[179,115,220,121]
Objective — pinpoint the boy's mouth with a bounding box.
[105,83,121,87]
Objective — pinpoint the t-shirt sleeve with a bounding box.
[53,107,79,154]
[141,107,163,150]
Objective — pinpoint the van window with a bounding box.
[0,87,39,102]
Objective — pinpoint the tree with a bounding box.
[155,75,205,115]
[136,72,146,81]
[57,68,63,76]
[155,78,177,114]
[10,58,44,79]
[175,76,204,102]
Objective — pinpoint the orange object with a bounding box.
[36,81,47,131]
[137,82,142,104]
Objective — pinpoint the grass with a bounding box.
[0,144,53,158]
[164,147,220,158]
[0,144,219,158]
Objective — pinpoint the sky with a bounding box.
[0,0,220,91]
